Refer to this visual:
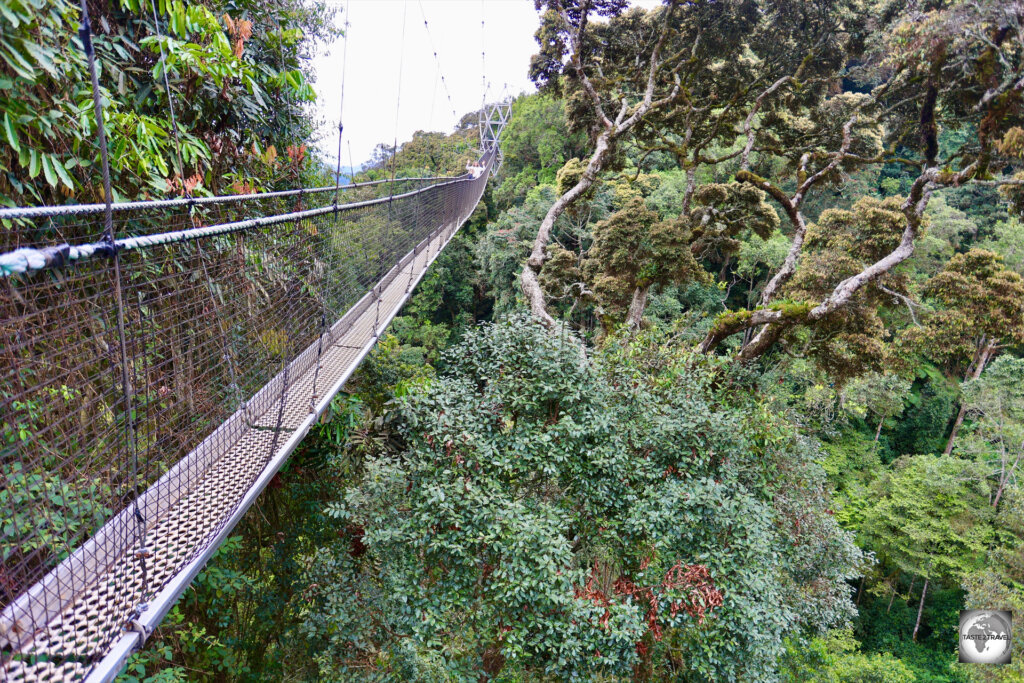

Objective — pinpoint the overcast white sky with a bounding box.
[310,0,660,167]
[310,0,538,166]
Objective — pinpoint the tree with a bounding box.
[519,0,842,328]
[780,628,917,683]
[695,0,1024,361]
[386,130,477,177]
[756,196,912,379]
[961,492,1024,683]
[861,455,994,642]
[843,373,913,449]
[302,315,862,680]
[518,0,1024,367]
[520,0,692,328]
[959,356,1024,509]
[978,218,1024,276]
[912,250,1024,454]
[527,0,880,348]
[496,93,587,206]
[585,197,709,328]
[914,196,980,279]
[0,0,336,206]
[734,230,791,310]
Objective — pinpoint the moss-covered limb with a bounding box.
[522,2,684,329]
[735,170,796,220]
[734,169,808,307]
[740,76,794,171]
[735,302,814,361]
[698,301,815,355]
[710,309,755,336]
[769,300,814,318]
[699,309,771,354]
[737,321,789,362]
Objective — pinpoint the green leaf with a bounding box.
[40,153,57,187]
[52,157,74,190]
[0,41,35,79]
[21,40,57,78]
[0,3,23,28]
[2,112,19,154]
[28,148,40,178]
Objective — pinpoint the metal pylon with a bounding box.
[479,98,512,174]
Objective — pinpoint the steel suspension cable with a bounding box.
[316,0,352,413]
[77,0,149,612]
[417,0,458,128]
[428,58,439,130]
[332,0,352,210]
[0,176,448,223]
[148,0,194,224]
[481,0,487,109]
[381,0,410,332]
[387,0,409,200]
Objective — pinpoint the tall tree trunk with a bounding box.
[991,442,1020,509]
[718,255,732,282]
[520,131,613,329]
[874,417,884,449]
[913,578,929,642]
[626,284,651,329]
[856,575,866,606]
[520,5,678,331]
[945,340,996,455]
[994,477,1007,509]
[944,404,969,456]
[886,571,900,614]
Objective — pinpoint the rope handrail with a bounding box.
[0,174,458,221]
[0,173,476,276]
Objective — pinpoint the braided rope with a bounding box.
[0,174,475,277]
[0,176,449,221]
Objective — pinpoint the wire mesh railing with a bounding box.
[0,147,494,681]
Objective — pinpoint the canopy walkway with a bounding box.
[0,103,507,679]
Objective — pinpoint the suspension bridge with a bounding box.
[0,129,508,681]
[0,0,512,679]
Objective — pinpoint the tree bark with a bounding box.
[944,405,968,456]
[758,208,807,307]
[626,284,651,329]
[913,577,929,642]
[737,321,787,361]
[991,440,1021,509]
[874,417,884,447]
[944,340,996,455]
[746,116,858,309]
[520,132,612,329]
[994,470,1008,509]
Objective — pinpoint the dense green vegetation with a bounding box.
[5,0,1024,680]
[0,0,336,208]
